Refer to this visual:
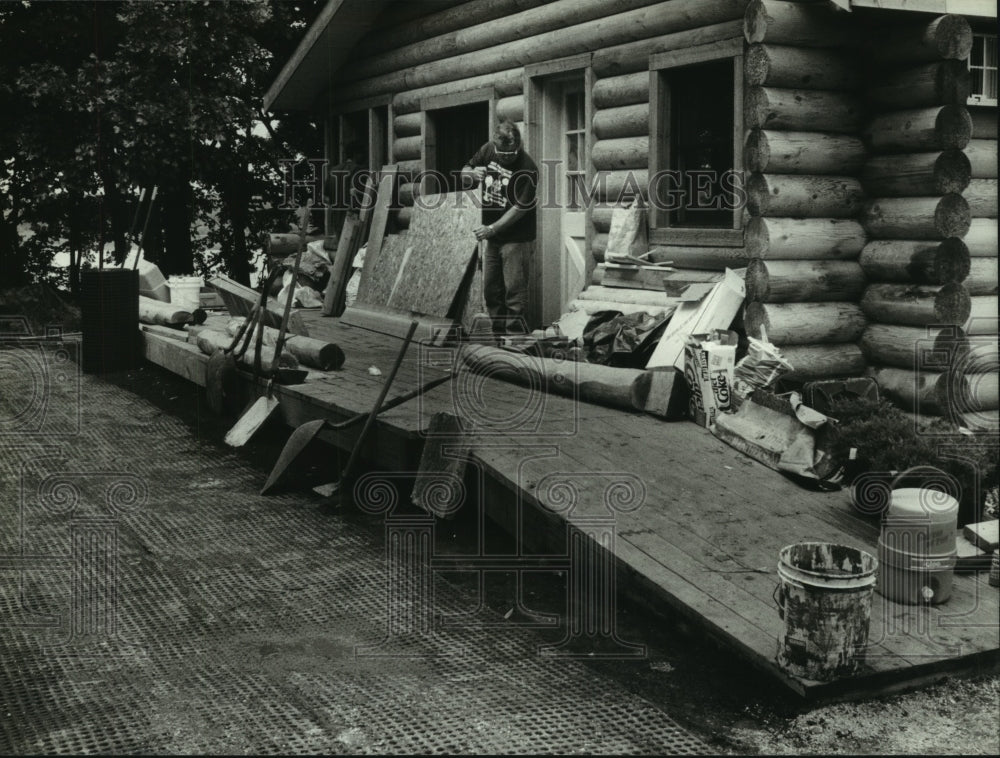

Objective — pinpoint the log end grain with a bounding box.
[743,0,770,45]
[936,104,974,150]
[933,15,975,61]
[934,237,972,284]
[743,301,769,339]
[744,216,769,258]
[935,281,972,324]
[745,258,769,302]
[935,193,972,239]
[935,149,973,194]
[745,173,770,216]
[745,128,770,173]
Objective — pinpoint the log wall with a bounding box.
[741,0,868,383]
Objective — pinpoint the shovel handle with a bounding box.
[272,204,310,375]
[339,321,419,485]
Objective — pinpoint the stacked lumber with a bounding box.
[856,13,986,426]
[742,0,867,382]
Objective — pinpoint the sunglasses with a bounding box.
[494,145,520,157]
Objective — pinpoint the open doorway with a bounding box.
[425,101,490,194]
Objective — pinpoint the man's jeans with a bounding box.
[483,240,532,335]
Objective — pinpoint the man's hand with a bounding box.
[474,224,494,241]
[463,165,486,187]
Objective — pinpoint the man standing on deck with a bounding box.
[461,120,538,337]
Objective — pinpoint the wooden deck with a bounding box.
[140,309,1000,702]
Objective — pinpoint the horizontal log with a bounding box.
[593,103,649,140]
[861,194,971,240]
[391,69,524,114]
[344,0,661,82]
[970,110,998,141]
[642,245,751,270]
[870,366,968,418]
[397,182,417,207]
[745,44,858,90]
[744,129,865,175]
[591,19,745,77]
[861,282,971,326]
[781,344,867,381]
[576,285,675,307]
[964,258,998,295]
[860,324,970,371]
[392,135,422,162]
[496,95,524,123]
[139,295,204,327]
[866,60,971,111]
[599,169,649,202]
[743,0,853,47]
[744,217,867,260]
[396,205,412,229]
[224,317,345,371]
[965,218,999,257]
[864,105,972,153]
[965,296,999,336]
[964,179,999,219]
[866,14,972,64]
[356,0,546,58]
[592,233,609,260]
[746,259,866,303]
[460,343,653,411]
[745,86,862,133]
[964,372,1000,411]
[339,0,747,101]
[966,338,999,373]
[956,408,1000,434]
[566,298,674,318]
[592,72,649,108]
[746,173,863,218]
[744,301,866,345]
[190,328,299,373]
[592,137,649,170]
[862,150,971,197]
[858,238,970,285]
[393,112,422,138]
[965,139,998,179]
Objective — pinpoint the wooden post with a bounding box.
[746,259,866,303]
[744,301,866,345]
[745,43,858,90]
[859,238,970,285]
[744,217,866,260]
[862,150,971,197]
[746,173,863,218]
[864,105,972,153]
[745,129,865,175]
[745,86,862,133]
[861,194,971,240]
[861,282,971,327]
[866,60,971,110]
[781,344,867,381]
[860,324,970,371]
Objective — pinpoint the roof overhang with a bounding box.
[263,0,389,114]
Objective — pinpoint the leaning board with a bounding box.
[386,190,480,318]
[356,232,411,308]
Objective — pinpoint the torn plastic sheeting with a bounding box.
[582,310,670,368]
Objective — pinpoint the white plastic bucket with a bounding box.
[168,276,203,312]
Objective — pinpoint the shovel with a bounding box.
[260,369,451,495]
[224,205,311,447]
[269,321,419,501]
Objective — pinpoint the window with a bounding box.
[563,88,587,210]
[968,33,998,106]
[649,40,744,245]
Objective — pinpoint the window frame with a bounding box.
[420,87,496,196]
[648,38,745,247]
[967,31,998,107]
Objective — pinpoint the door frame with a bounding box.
[526,55,595,327]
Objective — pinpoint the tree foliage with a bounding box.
[0,0,325,290]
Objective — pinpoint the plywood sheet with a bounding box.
[356,232,410,308]
[386,190,480,317]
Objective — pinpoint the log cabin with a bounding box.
[263,0,998,427]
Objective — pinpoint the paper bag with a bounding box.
[684,329,738,428]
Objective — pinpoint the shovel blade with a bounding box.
[225,395,279,447]
[260,418,326,495]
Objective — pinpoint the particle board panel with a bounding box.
[356,232,411,308]
[386,190,480,317]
